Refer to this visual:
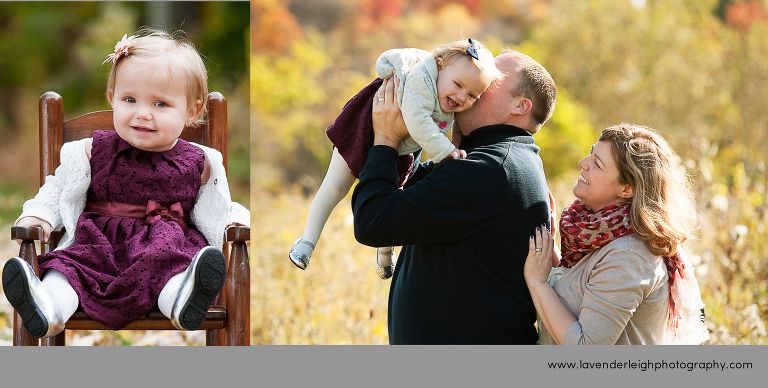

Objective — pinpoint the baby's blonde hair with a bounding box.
[105,27,209,123]
[431,38,504,88]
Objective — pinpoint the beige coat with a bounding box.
[539,234,670,345]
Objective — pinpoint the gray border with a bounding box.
[1,345,763,386]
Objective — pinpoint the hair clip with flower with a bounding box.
[466,38,479,60]
[102,34,137,65]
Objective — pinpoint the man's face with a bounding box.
[454,54,519,134]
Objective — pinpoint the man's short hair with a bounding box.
[502,50,557,129]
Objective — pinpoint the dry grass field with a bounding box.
[249,189,391,345]
[1,177,766,345]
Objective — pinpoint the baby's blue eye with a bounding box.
[155,101,168,107]
[124,97,135,103]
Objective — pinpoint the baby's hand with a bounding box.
[445,148,467,160]
[15,216,52,244]
[451,130,462,148]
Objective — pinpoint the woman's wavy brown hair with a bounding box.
[600,123,698,257]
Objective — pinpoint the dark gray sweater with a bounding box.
[352,124,551,344]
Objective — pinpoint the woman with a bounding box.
[525,124,708,345]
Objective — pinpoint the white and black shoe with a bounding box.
[170,247,227,331]
[375,247,396,280]
[2,257,64,338]
[288,238,314,270]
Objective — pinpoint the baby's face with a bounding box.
[108,57,198,152]
[435,56,489,113]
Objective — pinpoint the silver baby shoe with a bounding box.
[375,247,396,280]
[288,238,315,270]
[171,246,227,331]
[2,257,64,338]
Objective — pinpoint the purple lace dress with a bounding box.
[326,78,416,187]
[37,130,209,330]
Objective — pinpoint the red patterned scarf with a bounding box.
[559,199,685,336]
[559,199,633,267]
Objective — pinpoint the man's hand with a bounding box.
[15,216,52,244]
[372,76,409,149]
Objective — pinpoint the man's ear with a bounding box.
[510,96,532,116]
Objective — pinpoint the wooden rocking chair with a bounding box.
[9,91,250,346]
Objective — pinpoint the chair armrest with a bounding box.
[225,225,250,242]
[11,226,45,242]
[11,226,63,245]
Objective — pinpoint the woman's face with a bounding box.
[573,141,633,211]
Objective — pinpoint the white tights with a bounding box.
[294,148,356,257]
[40,269,185,322]
[41,270,79,322]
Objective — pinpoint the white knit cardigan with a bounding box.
[16,138,250,250]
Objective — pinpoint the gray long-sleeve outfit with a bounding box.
[376,48,455,163]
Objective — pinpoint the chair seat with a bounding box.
[64,306,227,330]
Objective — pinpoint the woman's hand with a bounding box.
[524,224,555,285]
[372,76,409,149]
[15,216,52,243]
[525,224,577,345]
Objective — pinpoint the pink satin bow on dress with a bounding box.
[142,200,188,232]
[84,200,189,232]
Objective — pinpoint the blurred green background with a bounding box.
[252,0,768,344]
[0,1,249,217]
[0,1,248,345]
